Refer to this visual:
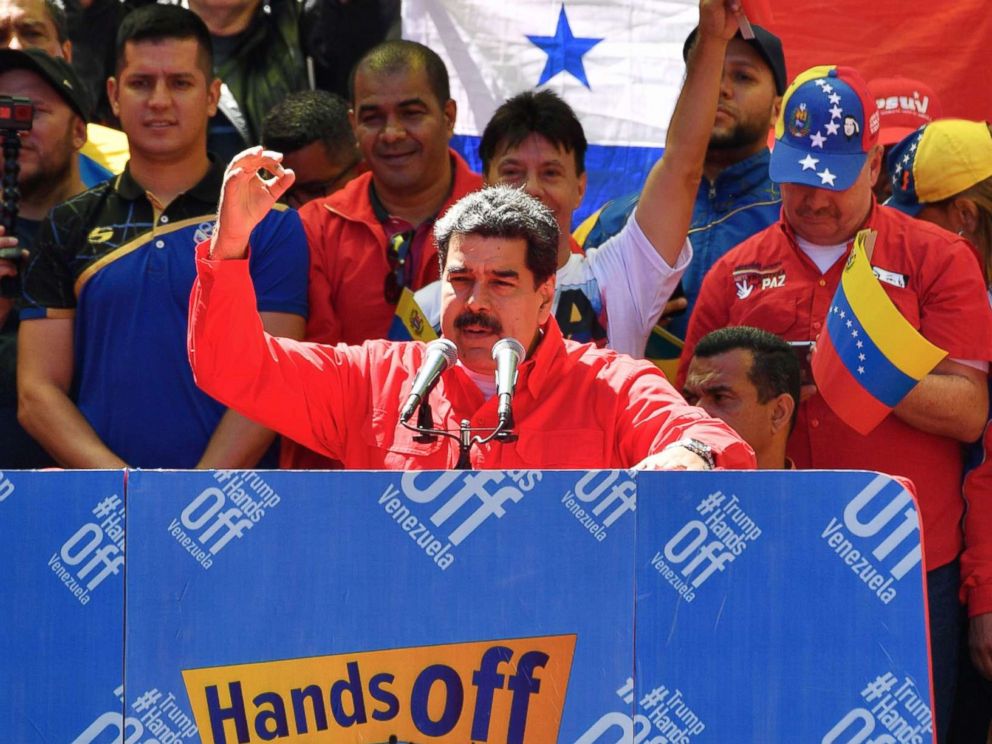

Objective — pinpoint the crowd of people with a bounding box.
[1,0,991,740]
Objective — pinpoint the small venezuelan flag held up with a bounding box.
[812,230,947,436]
[388,287,439,342]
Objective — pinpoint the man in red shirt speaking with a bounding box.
[188,149,755,472]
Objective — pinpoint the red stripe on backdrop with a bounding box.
[811,333,892,436]
[768,0,992,121]
[741,0,775,25]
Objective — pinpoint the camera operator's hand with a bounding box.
[0,223,25,261]
[0,225,27,322]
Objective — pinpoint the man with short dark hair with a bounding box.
[17,3,308,469]
[0,47,88,468]
[682,326,799,469]
[189,168,756,472]
[280,38,483,469]
[300,39,481,348]
[576,22,785,373]
[261,89,362,208]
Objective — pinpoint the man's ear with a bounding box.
[536,274,556,323]
[107,76,119,118]
[866,145,884,186]
[443,98,457,137]
[769,392,795,434]
[72,115,87,151]
[575,169,587,208]
[206,77,221,117]
[769,95,783,129]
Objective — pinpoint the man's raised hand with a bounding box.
[210,147,296,260]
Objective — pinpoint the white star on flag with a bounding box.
[910,142,918,151]
[825,121,839,135]
[852,329,859,337]
[894,164,903,175]
[799,154,819,170]
[818,168,837,186]
[839,310,846,318]
[815,79,827,88]
[823,84,834,93]
[856,340,863,348]
[903,154,911,164]
[859,353,866,361]
[857,366,865,374]
[846,319,852,328]
[829,93,841,104]
[829,105,843,119]
[810,131,827,148]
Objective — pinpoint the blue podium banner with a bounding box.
[1,469,934,742]
[631,471,932,744]
[0,470,127,743]
[124,469,636,744]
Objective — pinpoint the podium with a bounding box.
[0,469,934,743]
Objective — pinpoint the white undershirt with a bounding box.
[457,361,497,400]
[795,235,849,274]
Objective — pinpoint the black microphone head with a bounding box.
[491,337,524,361]
[428,338,458,369]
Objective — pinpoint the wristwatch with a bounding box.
[663,438,715,470]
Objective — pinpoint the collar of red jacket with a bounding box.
[511,316,575,400]
[318,148,483,230]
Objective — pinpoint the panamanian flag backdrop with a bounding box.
[403,0,697,226]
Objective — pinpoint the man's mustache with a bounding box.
[454,310,503,334]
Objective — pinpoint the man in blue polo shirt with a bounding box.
[17,4,308,468]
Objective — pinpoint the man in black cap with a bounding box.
[0,47,89,467]
[576,23,786,379]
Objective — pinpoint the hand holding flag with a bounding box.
[811,230,947,436]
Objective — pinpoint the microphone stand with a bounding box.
[401,413,517,470]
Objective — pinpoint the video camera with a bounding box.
[0,95,33,297]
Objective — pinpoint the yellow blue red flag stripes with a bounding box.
[388,287,439,342]
[812,230,946,435]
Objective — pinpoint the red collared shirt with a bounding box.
[189,242,756,471]
[682,203,992,570]
[298,150,483,346]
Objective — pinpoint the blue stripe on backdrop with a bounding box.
[452,134,664,228]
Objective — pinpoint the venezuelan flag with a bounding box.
[387,287,439,342]
[811,230,947,435]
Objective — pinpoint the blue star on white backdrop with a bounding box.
[527,6,603,88]
[403,0,698,226]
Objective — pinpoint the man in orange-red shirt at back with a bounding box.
[286,40,483,468]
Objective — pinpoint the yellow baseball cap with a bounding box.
[886,119,992,214]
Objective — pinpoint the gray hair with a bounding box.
[434,184,560,286]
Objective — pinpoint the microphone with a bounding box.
[400,338,458,423]
[492,338,525,426]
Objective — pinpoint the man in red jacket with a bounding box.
[283,39,483,468]
[190,153,755,473]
